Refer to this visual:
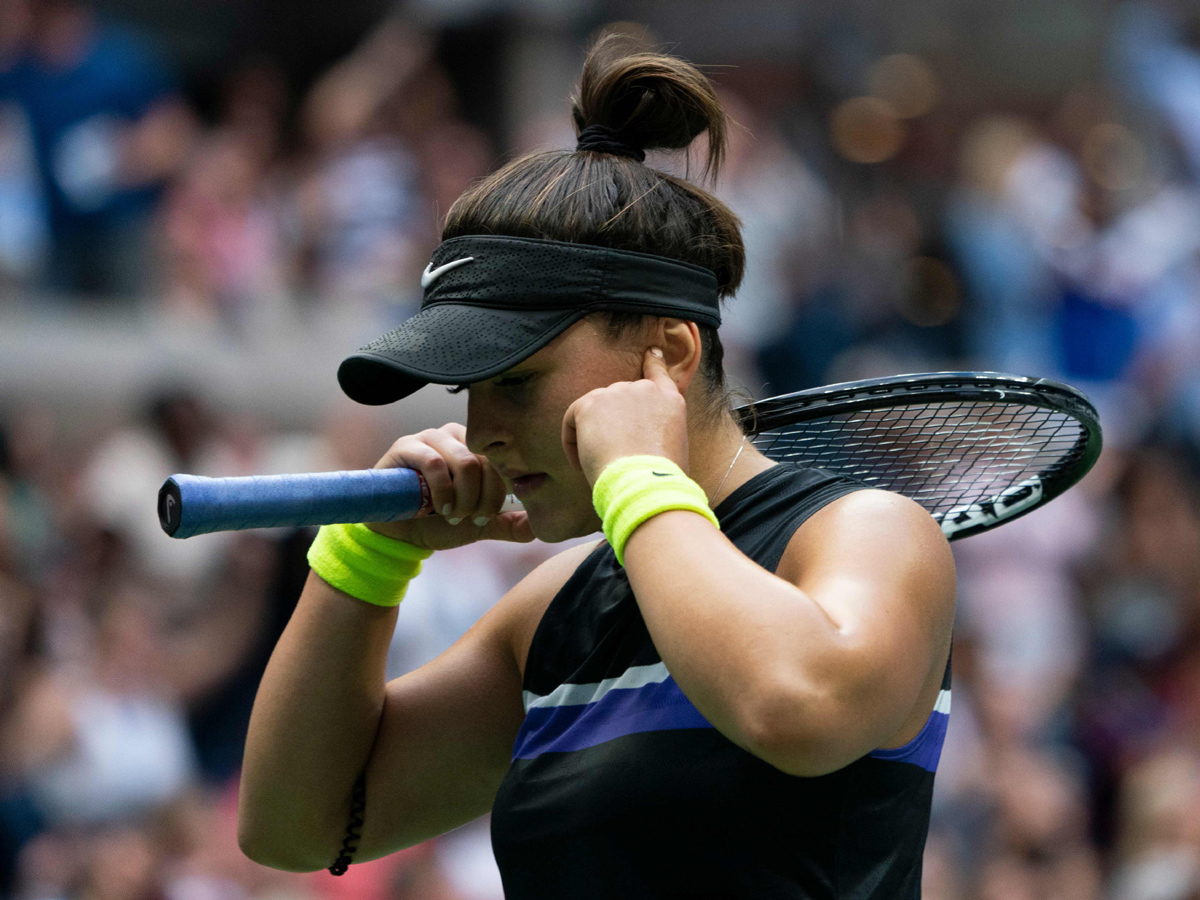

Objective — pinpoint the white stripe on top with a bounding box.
[523,662,671,713]
[933,689,951,715]
[523,669,950,719]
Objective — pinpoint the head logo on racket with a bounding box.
[938,476,1044,539]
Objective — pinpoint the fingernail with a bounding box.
[442,504,452,516]
[650,347,664,359]
[473,516,489,527]
[447,517,462,525]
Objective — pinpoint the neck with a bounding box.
[686,410,775,509]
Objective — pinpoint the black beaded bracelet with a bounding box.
[328,771,367,876]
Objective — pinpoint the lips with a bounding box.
[511,473,548,497]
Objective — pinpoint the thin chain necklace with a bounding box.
[712,434,748,504]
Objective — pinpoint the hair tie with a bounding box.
[575,124,646,162]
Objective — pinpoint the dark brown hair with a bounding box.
[442,31,745,411]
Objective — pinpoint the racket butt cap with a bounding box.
[159,478,183,537]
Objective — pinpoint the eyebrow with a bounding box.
[446,368,534,394]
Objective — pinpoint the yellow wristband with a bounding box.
[592,456,720,567]
[306,523,432,607]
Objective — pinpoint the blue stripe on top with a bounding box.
[514,665,951,771]
[867,689,951,772]
[513,670,714,760]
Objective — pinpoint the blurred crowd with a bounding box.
[0,386,575,900]
[0,0,492,329]
[3,0,1200,898]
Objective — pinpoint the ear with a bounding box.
[652,319,702,393]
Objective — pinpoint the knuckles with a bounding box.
[421,455,449,475]
[453,452,482,474]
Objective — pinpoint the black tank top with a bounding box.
[490,463,951,899]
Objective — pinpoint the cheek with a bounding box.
[514,353,634,465]
[547,356,632,412]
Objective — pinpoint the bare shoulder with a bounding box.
[778,488,955,623]
[489,537,606,678]
[770,488,956,761]
[777,487,955,672]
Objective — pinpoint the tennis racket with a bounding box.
[158,371,1101,542]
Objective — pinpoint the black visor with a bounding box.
[337,235,721,405]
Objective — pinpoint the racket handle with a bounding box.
[159,468,436,539]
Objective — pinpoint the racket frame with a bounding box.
[732,372,1103,540]
[158,371,1102,542]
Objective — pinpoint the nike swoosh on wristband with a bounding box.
[421,257,475,288]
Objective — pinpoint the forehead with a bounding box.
[497,317,628,374]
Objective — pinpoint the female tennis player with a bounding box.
[237,32,956,899]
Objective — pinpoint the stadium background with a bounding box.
[3,0,1200,897]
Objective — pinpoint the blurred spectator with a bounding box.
[708,90,837,389]
[4,3,1200,898]
[0,0,194,296]
[289,20,435,312]
[0,101,46,285]
[1112,2,1200,183]
[160,60,289,332]
[161,127,286,330]
[80,388,236,585]
[944,116,1072,373]
[5,584,198,829]
[1108,748,1200,900]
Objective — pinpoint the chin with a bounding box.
[525,503,602,544]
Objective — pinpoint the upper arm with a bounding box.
[774,489,956,772]
[354,540,600,860]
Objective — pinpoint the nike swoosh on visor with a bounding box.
[421,257,475,288]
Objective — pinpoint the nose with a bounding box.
[465,388,511,456]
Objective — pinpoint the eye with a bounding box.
[494,373,534,389]
[446,384,469,395]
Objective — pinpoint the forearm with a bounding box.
[622,512,853,767]
[238,570,398,871]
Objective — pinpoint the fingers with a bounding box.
[420,428,482,521]
[478,510,535,543]
[376,433,457,517]
[642,346,679,393]
[430,422,506,523]
[442,422,468,444]
[475,463,510,523]
[561,399,582,472]
[375,424,496,522]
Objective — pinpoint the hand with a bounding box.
[364,423,534,550]
[561,348,690,486]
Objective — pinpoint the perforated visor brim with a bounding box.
[337,303,590,405]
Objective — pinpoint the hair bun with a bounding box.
[571,31,726,181]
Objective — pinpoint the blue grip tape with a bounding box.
[159,468,429,539]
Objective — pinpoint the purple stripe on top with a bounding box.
[512,675,714,760]
[868,706,949,773]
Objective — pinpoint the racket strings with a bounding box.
[750,400,1088,521]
